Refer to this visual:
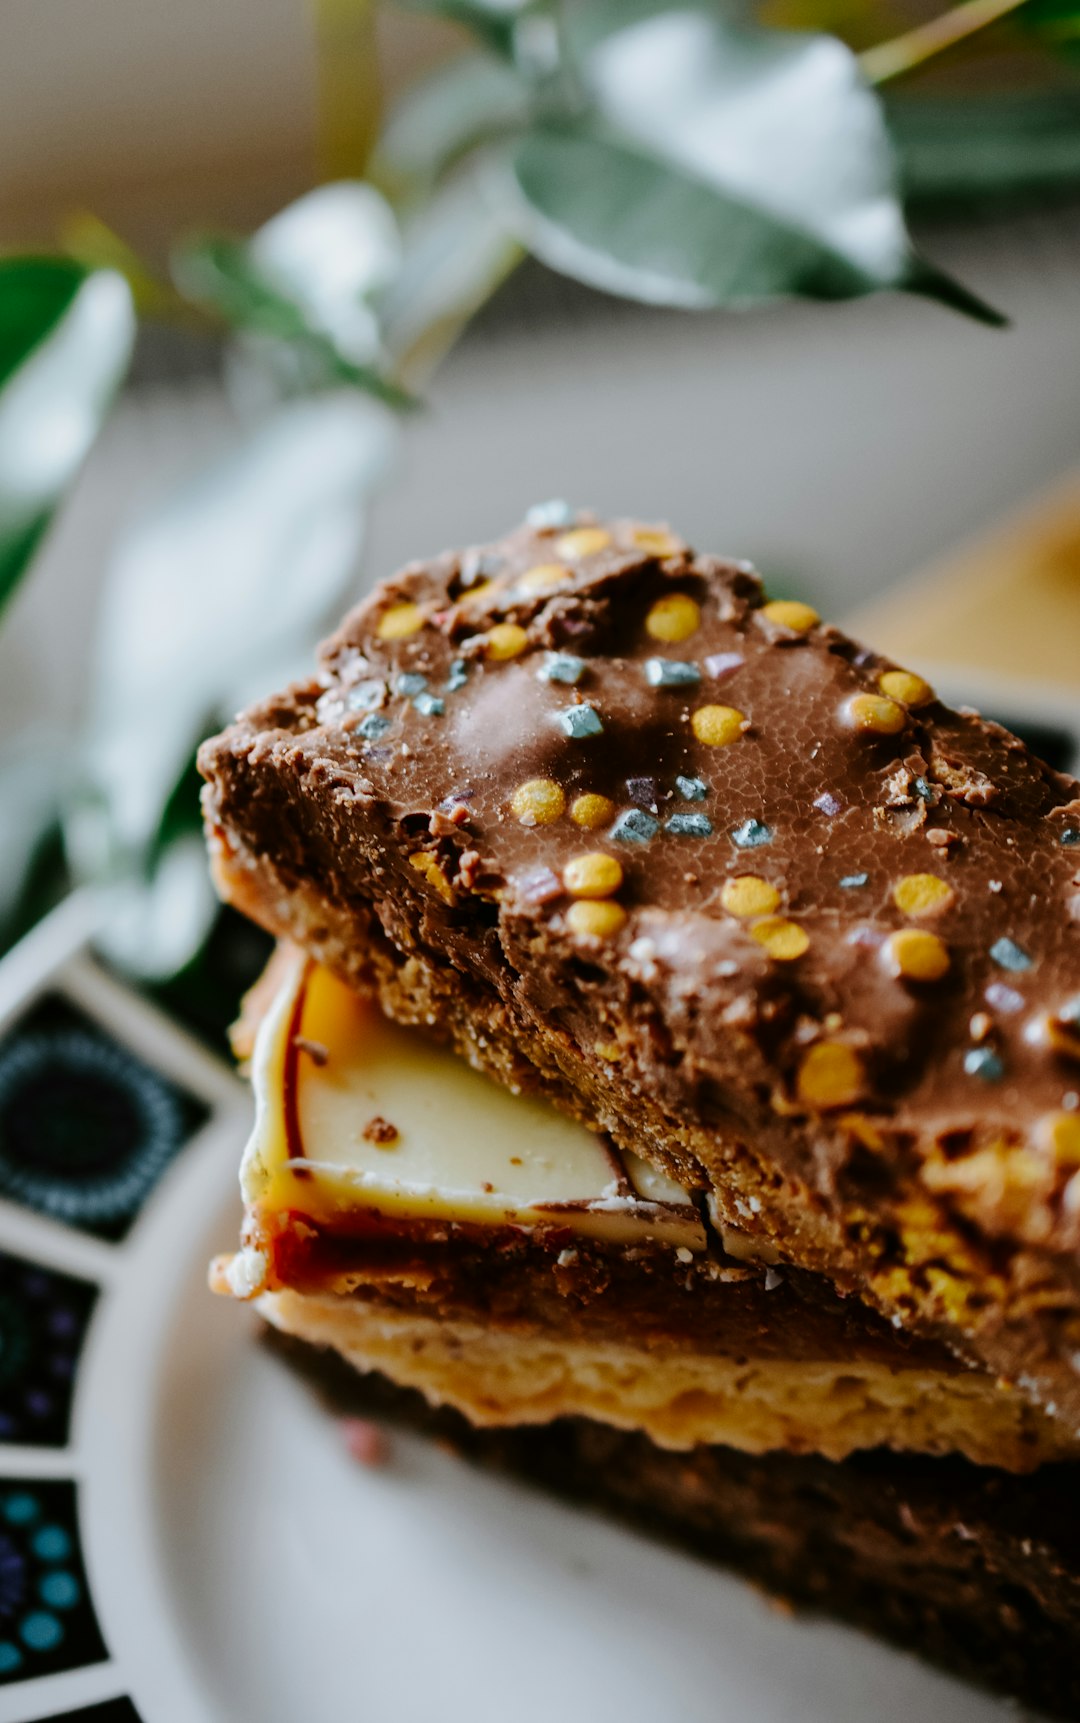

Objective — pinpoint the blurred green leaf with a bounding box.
[396,0,530,61]
[375,54,531,199]
[1018,0,1080,58]
[0,258,134,614]
[379,163,525,380]
[70,391,399,978]
[893,92,1080,206]
[173,220,416,410]
[497,9,1004,321]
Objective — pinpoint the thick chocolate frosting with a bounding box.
[199,513,1080,1419]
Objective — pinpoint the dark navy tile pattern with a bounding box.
[0,1248,96,1446]
[0,1479,107,1684]
[0,994,209,1241]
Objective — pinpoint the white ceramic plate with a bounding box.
[0,866,1058,1723]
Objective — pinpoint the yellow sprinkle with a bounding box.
[847,693,907,736]
[1039,1112,1080,1166]
[376,602,425,641]
[594,1039,622,1062]
[457,579,499,607]
[409,851,454,904]
[518,562,571,595]
[563,852,623,899]
[892,873,955,917]
[750,917,810,961]
[839,1111,885,1152]
[884,928,950,982]
[555,527,611,560]
[797,1043,865,1110]
[762,599,819,634]
[632,527,680,556]
[510,778,565,827]
[879,668,933,708]
[570,792,615,830]
[645,592,700,643]
[692,704,746,747]
[721,875,780,918]
[566,899,627,940]
[485,622,529,661]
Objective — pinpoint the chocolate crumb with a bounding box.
[363,1116,400,1146]
[294,1036,329,1066]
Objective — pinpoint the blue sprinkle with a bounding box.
[20,1612,62,1652]
[1062,828,1080,847]
[645,658,701,689]
[358,713,392,742]
[676,775,708,801]
[413,692,445,717]
[1060,997,1080,1027]
[3,1493,38,1526]
[526,499,574,529]
[666,813,713,837]
[731,819,773,850]
[38,1571,80,1611]
[964,1047,1005,1082]
[539,652,586,686]
[0,1642,21,1674]
[346,678,385,712]
[611,809,660,843]
[395,671,427,698]
[445,658,469,692]
[990,936,1033,973]
[32,1526,70,1563]
[840,872,869,889]
[556,704,603,739]
[912,777,933,802]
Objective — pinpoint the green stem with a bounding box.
[860,0,1031,85]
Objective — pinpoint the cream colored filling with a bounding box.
[259,1288,1076,1470]
[241,950,703,1249]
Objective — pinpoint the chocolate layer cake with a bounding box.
[199,512,1080,1420]
[217,944,1080,1714]
[218,950,1073,1471]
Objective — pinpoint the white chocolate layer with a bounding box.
[242,951,705,1249]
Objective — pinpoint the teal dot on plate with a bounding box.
[32,1525,71,1562]
[20,1610,63,1652]
[39,1570,80,1610]
[3,1493,39,1526]
[0,1641,22,1674]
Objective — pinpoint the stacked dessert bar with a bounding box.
[199,514,1080,1714]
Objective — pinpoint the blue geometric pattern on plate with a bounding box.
[34,1702,142,1722]
[0,994,209,1241]
[0,1248,96,1446]
[0,1480,107,1684]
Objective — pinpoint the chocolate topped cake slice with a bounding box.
[199,512,1080,1424]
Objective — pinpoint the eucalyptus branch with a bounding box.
[860,0,1032,85]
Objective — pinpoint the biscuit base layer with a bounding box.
[256,1286,1075,1470]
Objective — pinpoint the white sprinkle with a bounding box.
[675,1247,693,1264]
[628,937,658,964]
[989,879,1003,893]
[556,1249,579,1268]
[764,1266,783,1291]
